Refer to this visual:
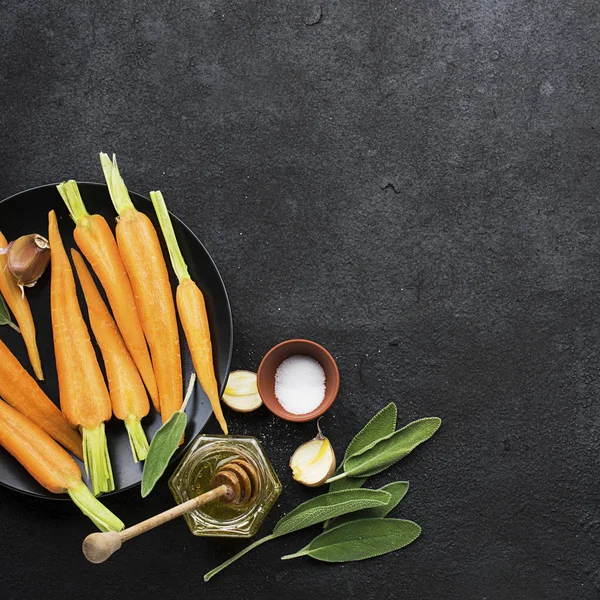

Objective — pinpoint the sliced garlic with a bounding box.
[222,370,263,412]
[289,420,336,487]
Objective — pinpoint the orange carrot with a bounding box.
[0,399,123,531]
[57,181,159,411]
[0,231,44,380]
[100,154,183,425]
[48,210,114,495]
[0,337,82,458]
[150,191,228,434]
[72,249,150,462]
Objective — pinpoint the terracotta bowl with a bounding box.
[257,339,340,422]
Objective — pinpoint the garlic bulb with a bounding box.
[1,234,51,293]
[289,419,336,487]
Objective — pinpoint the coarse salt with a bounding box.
[274,355,326,415]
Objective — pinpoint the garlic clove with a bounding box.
[222,391,263,412]
[6,234,51,292]
[224,370,258,396]
[289,421,336,487]
[222,370,263,412]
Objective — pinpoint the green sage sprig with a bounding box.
[203,488,391,581]
[324,481,409,531]
[281,518,421,562]
[0,294,20,334]
[326,417,441,483]
[273,489,390,536]
[344,402,398,461]
[328,402,397,493]
[141,373,196,497]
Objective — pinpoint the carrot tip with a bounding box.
[217,416,229,436]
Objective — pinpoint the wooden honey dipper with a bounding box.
[82,458,259,564]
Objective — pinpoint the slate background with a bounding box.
[0,1,598,599]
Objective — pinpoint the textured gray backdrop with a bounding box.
[0,1,598,599]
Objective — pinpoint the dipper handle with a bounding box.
[82,484,228,564]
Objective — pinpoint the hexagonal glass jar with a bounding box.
[169,435,281,538]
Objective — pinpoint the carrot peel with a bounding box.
[0,399,121,531]
[71,248,150,463]
[100,154,182,425]
[57,181,160,410]
[48,209,114,494]
[150,190,228,435]
[83,423,114,496]
[0,337,83,459]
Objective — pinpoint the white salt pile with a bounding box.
[274,355,326,415]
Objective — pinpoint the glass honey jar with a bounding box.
[169,435,281,538]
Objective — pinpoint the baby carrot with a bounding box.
[48,210,114,495]
[150,191,228,434]
[0,399,123,532]
[0,337,82,459]
[57,181,159,411]
[100,154,183,425]
[72,249,150,462]
[0,231,44,380]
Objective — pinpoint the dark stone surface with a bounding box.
[0,1,598,598]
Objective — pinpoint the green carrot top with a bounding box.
[57,180,90,223]
[100,153,136,216]
[149,190,190,283]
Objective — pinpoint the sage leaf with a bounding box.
[204,488,391,581]
[141,411,187,497]
[273,488,391,537]
[0,294,19,333]
[0,294,9,324]
[323,477,366,530]
[329,475,368,493]
[344,402,397,462]
[330,417,441,481]
[329,403,397,493]
[281,518,421,562]
[141,373,196,497]
[324,481,409,531]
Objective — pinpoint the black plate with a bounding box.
[0,183,233,499]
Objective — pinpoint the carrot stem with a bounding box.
[7,320,20,334]
[82,423,114,496]
[57,181,90,222]
[181,372,197,413]
[124,418,150,463]
[99,153,135,215]
[68,480,124,532]
[149,191,190,282]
